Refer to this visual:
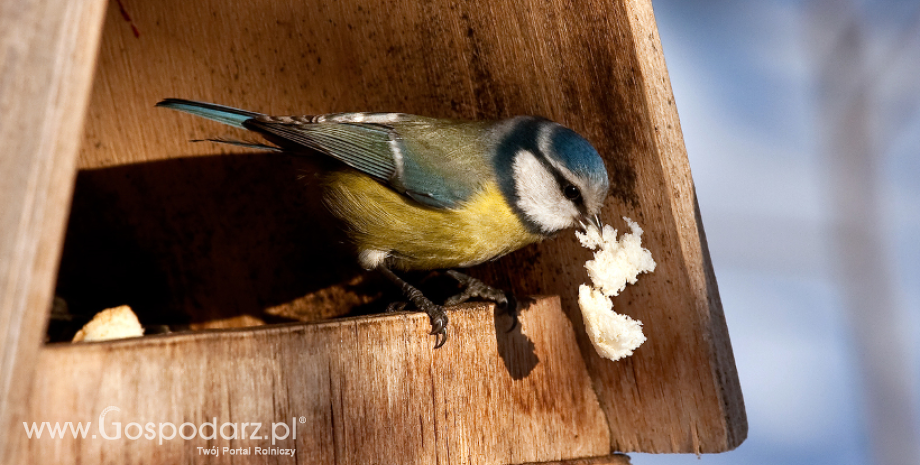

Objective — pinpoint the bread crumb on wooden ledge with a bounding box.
[72,305,144,342]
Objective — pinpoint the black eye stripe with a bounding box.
[528,148,582,203]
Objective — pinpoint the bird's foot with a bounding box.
[386,301,408,313]
[444,270,519,332]
[386,299,447,347]
[378,265,449,348]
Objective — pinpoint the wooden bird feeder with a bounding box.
[1,0,746,463]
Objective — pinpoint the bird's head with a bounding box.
[494,117,609,236]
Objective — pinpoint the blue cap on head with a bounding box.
[548,126,609,192]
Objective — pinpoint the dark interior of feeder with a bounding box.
[48,152,477,342]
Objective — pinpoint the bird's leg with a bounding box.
[384,271,439,313]
[444,271,518,331]
[444,270,508,306]
[385,301,408,313]
[378,265,448,348]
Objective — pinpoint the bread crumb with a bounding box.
[578,285,646,360]
[72,305,144,342]
[576,217,656,361]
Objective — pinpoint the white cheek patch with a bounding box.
[512,150,579,233]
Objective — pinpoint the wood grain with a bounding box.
[522,455,632,465]
[14,297,611,465]
[38,0,744,457]
[0,0,108,460]
[621,2,747,449]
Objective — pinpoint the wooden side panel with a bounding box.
[0,0,108,460]
[622,2,747,449]
[14,298,611,464]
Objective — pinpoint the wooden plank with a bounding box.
[0,0,108,461]
[14,297,611,464]
[523,455,632,465]
[53,0,745,454]
[620,1,747,450]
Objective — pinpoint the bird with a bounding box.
[156,98,609,347]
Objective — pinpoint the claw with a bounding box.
[386,301,408,313]
[504,294,519,333]
[428,308,447,330]
[429,316,445,334]
[444,270,513,313]
[433,327,448,349]
[425,306,449,348]
[444,294,465,306]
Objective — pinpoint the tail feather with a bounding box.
[156,98,262,129]
[191,137,282,152]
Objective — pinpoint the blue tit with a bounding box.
[156,98,609,347]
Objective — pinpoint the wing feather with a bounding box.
[245,119,398,181]
[243,113,494,210]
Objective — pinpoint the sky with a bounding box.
[634,1,920,464]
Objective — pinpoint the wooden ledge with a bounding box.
[17,296,614,464]
[522,454,633,465]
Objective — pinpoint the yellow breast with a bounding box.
[323,169,544,270]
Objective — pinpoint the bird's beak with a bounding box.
[579,213,603,231]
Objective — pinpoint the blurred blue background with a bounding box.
[636,1,920,464]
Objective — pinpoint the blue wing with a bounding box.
[157,99,492,209]
[246,118,401,183]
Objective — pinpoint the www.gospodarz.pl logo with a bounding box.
[24,406,304,455]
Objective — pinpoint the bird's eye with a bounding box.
[564,184,581,200]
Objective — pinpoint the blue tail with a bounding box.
[156,98,261,129]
